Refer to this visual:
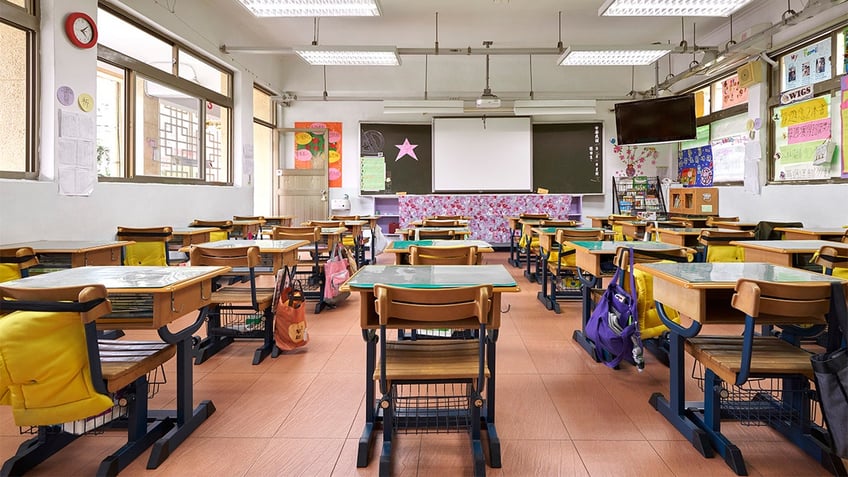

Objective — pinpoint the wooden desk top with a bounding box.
[0,240,132,253]
[708,221,757,230]
[774,227,847,237]
[171,227,218,236]
[634,262,845,324]
[567,240,687,254]
[730,239,844,253]
[2,266,229,329]
[344,264,518,292]
[385,239,494,253]
[181,239,309,253]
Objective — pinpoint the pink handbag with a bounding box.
[323,243,352,304]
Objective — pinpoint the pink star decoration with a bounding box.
[395,138,418,161]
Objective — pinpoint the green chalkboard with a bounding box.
[533,123,604,194]
[360,123,432,195]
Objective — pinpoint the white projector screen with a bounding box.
[432,117,533,192]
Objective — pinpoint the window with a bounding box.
[96,5,233,184]
[0,0,37,177]
[252,85,275,215]
[678,76,748,185]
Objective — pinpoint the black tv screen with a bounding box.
[614,94,697,145]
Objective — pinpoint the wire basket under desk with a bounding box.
[391,382,477,435]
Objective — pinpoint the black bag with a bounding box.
[810,283,848,458]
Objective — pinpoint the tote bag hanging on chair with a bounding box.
[810,282,848,458]
[323,243,352,305]
[584,247,644,370]
[273,269,308,351]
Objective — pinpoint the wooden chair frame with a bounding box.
[271,226,326,310]
[697,229,755,262]
[416,229,457,240]
[0,246,39,281]
[189,245,276,364]
[116,226,173,266]
[408,245,479,265]
[0,284,176,476]
[372,284,493,477]
[421,219,462,227]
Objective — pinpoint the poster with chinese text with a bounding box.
[294,121,343,188]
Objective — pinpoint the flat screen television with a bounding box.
[614,94,697,145]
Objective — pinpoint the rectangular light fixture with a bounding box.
[558,45,672,66]
[598,0,754,17]
[293,46,400,66]
[383,100,465,115]
[513,100,597,116]
[235,0,381,17]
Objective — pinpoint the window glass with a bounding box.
[253,87,274,124]
[779,37,832,93]
[96,61,125,177]
[98,9,173,75]
[708,114,747,183]
[0,21,27,172]
[6,0,27,7]
[179,50,229,96]
[205,102,229,182]
[135,76,201,179]
[839,28,847,75]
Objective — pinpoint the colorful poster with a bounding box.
[360,156,386,191]
[294,121,343,188]
[710,136,745,183]
[842,76,848,177]
[782,37,831,92]
[722,75,748,109]
[678,145,713,186]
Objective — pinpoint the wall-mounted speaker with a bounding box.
[737,60,764,88]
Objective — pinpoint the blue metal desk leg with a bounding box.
[484,329,501,468]
[571,269,601,361]
[508,230,519,267]
[537,250,554,311]
[357,330,378,467]
[149,309,216,469]
[648,303,713,459]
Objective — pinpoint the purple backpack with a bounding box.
[585,247,644,369]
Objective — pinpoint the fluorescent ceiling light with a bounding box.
[558,45,672,66]
[598,0,754,17]
[513,100,597,115]
[383,100,464,115]
[235,0,381,17]
[293,46,400,66]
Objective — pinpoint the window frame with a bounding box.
[0,0,38,179]
[96,4,234,185]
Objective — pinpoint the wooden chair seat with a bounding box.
[98,340,176,393]
[374,340,489,382]
[685,336,815,384]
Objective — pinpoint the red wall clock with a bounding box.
[65,12,98,49]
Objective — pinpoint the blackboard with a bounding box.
[359,121,603,194]
[360,123,432,195]
[532,123,603,194]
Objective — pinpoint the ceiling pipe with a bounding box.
[221,45,715,57]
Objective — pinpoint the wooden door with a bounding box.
[273,127,329,224]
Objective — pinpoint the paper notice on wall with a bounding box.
[57,138,96,196]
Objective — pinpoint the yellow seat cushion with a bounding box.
[623,261,681,340]
[832,267,848,279]
[0,264,21,283]
[123,242,167,266]
[342,236,356,247]
[547,246,577,267]
[706,245,745,262]
[210,231,229,242]
[0,310,113,426]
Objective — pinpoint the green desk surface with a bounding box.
[387,239,493,251]
[347,265,517,289]
[569,240,684,252]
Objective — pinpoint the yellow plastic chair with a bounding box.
[116,226,173,266]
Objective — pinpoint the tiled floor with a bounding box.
[1,252,843,476]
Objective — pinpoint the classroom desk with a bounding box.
[654,227,715,247]
[773,227,847,241]
[586,215,612,228]
[566,240,692,361]
[231,219,263,239]
[180,239,309,273]
[171,227,217,246]
[263,215,293,227]
[533,227,610,312]
[522,224,587,283]
[620,220,685,241]
[708,221,758,231]
[383,239,494,264]
[634,261,847,475]
[669,216,712,228]
[398,226,472,240]
[409,219,471,227]
[505,217,544,268]
[343,264,519,470]
[2,265,229,469]
[0,240,132,271]
[730,239,845,268]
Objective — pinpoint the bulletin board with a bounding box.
[773,94,839,181]
[359,123,432,195]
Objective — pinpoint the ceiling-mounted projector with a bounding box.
[476,89,501,108]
